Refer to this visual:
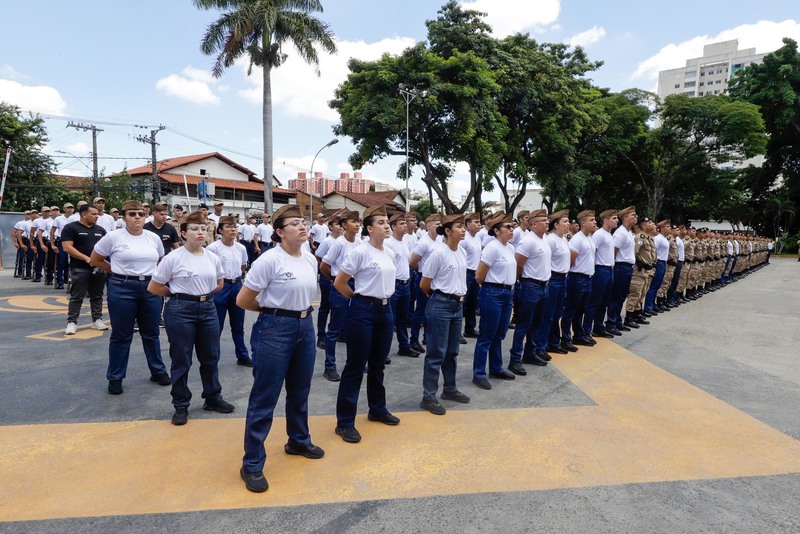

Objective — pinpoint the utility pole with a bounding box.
[67,122,103,198]
[135,126,165,202]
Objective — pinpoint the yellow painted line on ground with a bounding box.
[2,341,800,521]
[27,323,110,341]
[0,295,71,314]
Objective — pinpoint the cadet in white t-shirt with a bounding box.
[149,211,233,426]
[509,209,552,371]
[408,213,442,352]
[314,217,342,349]
[207,215,251,367]
[419,214,470,414]
[90,200,169,396]
[584,209,619,339]
[235,205,324,493]
[384,213,417,357]
[472,212,517,390]
[334,205,399,444]
[459,213,483,337]
[561,210,597,348]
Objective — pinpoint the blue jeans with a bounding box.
[606,264,633,329]
[423,294,463,398]
[536,273,567,349]
[472,285,513,379]
[463,269,479,333]
[106,277,166,381]
[583,266,613,334]
[165,298,222,408]
[317,271,332,341]
[390,279,412,350]
[243,312,316,473]
[410,272,428,343]
[15,244,25,276]
[408,267,417,322]
[325,282,351,370]
[336,297,395,428]
[644,260,666,311]
[214,280,249,361]
[25,245,35,278]
[509,280,548,363]
[55,239,68,286]
[562,273,593,341]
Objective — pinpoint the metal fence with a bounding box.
[0,212,24,270]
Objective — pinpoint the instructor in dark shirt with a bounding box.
[144,202,180,255]
[61,203,107,335]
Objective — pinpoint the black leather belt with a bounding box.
[172,292,214,302]
[594,265,613,270]
[467,269,476,274]
[353,294,390,305]
[569,272,591,278]
[434,289,465,302]
[614,262,634,268]
[550,272,567,279]
[224,277,242,284]
[520,277,548,286]
[259,306,313,318]
[111,273,152,281]
[395,278,410,285]
[483,282,514,290]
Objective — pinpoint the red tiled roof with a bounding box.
[159,173,295,195]
[125,152,258,178]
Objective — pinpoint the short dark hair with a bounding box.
[79,203,98,215]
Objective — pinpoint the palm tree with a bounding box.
[194,0,337,215]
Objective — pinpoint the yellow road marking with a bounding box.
[0,295,71,314]
[27,323,110,341]
[2,341,799,521]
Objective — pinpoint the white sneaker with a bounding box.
[65,322,77,335]
[91,319,109,331]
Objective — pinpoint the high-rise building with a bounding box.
[288,171,374,196]
[657,40,766,101]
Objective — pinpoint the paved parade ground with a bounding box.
[1,259,799,533]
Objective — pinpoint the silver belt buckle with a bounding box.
[199,295,208,302]
[458,296,464,302]
[138,275,146,281]
[300,309,308,319]
[381,298,388,305]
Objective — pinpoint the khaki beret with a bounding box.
[548,209,569,221]
[441,213,465,226]
[181,211,207,226]
[577,210,595,220]
[599,209,618,219]
[121,200,143,212]
[389,213,406,225]
[657,219,671,229]
[273,205,304,222]
[515,210,530,222]
[464,212,482,222]
[363,205,388,220]
[529,209,548,219]
[618,205,636,218]
[425,213,442,224]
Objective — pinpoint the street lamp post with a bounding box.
[309,138,338,222]
[399,86,422,213]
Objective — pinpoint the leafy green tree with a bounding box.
[0,103,61,211]
[730,37,800,234]
[194,0,337,215]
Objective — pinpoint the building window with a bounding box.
[716,80,722,84]
[674,84,680,89]
[685,71,696,78]
[684,81,696,87]
[699,82,705,86]
[700,72,705,76]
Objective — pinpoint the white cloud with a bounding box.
[155,65,221,105]
[0,65,27,81]
[0,79,67,115]
[237,36,416,122]
[65,142,90,154]
[632,19,800,84]
[567,26,606,48]
[460,0,561,37]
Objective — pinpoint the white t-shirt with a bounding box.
[245,246,318,311]
[67,213,81,223]
[384,235,411,281]
[423,245,467,296]
[547,233,571,274]
[402,233,417,250]
[476,228,488,243]
[115,218,125,229]
[569,231,596,276]
[208,213,221,224]
[309,222,330,244]
[412,233,440,272]
[592,228,615,267]
[480,239,516,285]
[654,233,669,261]
[33,217,48,239]
[613,226,635,264]
[53,215,71,238]
[340,241,397,299]
[315,234,337,261]
[322,235,361,277]
[13,219,26,236]
[459,231,482,271]
[206,239,248,279]
[152,247,223,295]
[517,232,552,282]
[93,229,165,276]
[96,213,116,234]
[22,219,34,238]
[511,227,526,248]
[255,223,273,242]
[238,223,256,242]
[676,236,685,261]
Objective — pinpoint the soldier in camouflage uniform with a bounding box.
[657,221,679,310]
[625,218,657,327]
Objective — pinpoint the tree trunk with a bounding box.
[263,63,274,215]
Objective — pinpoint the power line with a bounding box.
[45,154,150,160]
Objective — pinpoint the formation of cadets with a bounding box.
[8,200,773,493]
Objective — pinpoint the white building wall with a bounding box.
[171,158,251,182]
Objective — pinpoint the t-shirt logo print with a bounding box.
[280,271,297,281]
[368,261,381,270]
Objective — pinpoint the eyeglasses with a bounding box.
[500,224,514,230]
[186,225,208,232]
[281,220,305,228]
[222,224,237,229]
[126,211,146,218]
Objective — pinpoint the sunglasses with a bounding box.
[126,211,146,218]
[500,224,514,230]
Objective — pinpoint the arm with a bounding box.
[214,278,223,293]
[333,271,355,299]
[89,251,112,273]
[320,261,333,282]
[515,253,526,282]
[409,252,422,272]
[49,225,57,250]
[570,249,578,267]
[253,233,261,254]
[236,285,262,312]
[147,280,171,297]
[62,241,91,265]
[420,276,433,297]
[475,261,490,285]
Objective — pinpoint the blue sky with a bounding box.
[2,0,798,201]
